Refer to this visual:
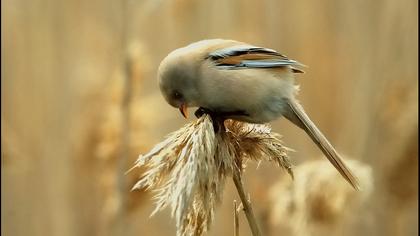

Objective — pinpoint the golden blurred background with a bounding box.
[1,0,418,235]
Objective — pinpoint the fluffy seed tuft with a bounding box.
[131,115,292,236]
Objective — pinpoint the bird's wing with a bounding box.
[206,45,305,73]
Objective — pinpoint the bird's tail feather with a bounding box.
[283,99,361,190]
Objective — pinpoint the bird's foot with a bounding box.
[194,107,213,118]
[194,107,225,133]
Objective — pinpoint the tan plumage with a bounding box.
[157,39,360,190]
[284,99,361,190]
[216,53,279,64]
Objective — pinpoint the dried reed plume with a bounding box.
[269,159,373,236]
[130,114,293,236]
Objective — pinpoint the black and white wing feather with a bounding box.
[206,45,305,73]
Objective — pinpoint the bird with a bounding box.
[157,39,360,190]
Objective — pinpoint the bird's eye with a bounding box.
[173,91,183,99]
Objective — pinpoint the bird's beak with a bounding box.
[179,103,188,119]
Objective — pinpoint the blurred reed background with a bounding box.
[1,0,418,235]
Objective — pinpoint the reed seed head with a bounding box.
[130,115,292,236]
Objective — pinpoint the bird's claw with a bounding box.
[194,107,224,133]
[194,107,213,118]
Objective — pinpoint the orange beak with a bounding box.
[179,103,188,119]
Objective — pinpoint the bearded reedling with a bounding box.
[157,39,360,190]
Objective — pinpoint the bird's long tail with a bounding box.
[283,98,361,190]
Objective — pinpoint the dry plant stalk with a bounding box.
[233,200,240,236]
[232,168,262,236]
[130,114,293,236]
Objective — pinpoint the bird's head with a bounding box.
[157,53,200,118]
